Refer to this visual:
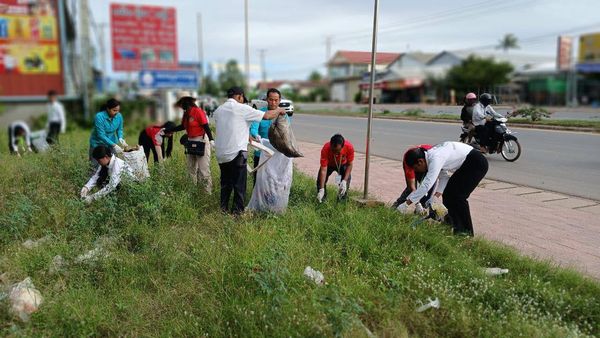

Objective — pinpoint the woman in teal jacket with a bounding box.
[89,98,128,163]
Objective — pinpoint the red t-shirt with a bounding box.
[320,141,355,168]
[182,106,209,138]
[403,144,433,180]
[145,125,164,146]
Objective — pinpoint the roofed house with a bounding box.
[327,50,400,102]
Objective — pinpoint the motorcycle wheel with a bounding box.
[501,139,521,162]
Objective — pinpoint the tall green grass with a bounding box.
[0,130,598,337]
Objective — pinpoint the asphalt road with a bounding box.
[292,113,600,200]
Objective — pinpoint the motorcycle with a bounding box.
[459,110,522,162]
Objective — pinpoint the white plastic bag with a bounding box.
[303,266,325,285]
[122,146,149,180]
[9,277,43,322]
[247,139,293,213]
[30,130,49,153]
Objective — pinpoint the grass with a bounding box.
[0,129,599,336]
[298,108,600,131]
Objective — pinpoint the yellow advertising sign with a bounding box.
[578,33,600,64]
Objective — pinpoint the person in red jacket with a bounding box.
[316,134,354,202]
[167,94,215,193]
[391,144,435,212]
[138,121,176,163]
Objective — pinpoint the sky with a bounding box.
[88,0,600,82]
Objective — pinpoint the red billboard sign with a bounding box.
[556,36,572,71]
[110,3,177,71]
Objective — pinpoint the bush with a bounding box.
[402,108,425,117]
[511,106,552,122]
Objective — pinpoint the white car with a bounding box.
[250,93,294,116]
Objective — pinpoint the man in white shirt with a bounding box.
[80,145,136,203]
[46,89,66,144]
[472,93,495,153]
[397,141,488,236]
[213,86,286,213]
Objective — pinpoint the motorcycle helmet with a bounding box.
[480,93,493,106]
[466,92,477,100]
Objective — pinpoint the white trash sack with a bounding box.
[247,139,293,213]
[123,146,150,180]
[30,130,50,153]
[303,266,325,285]
[9,277,43,322]
[416,297,440,312]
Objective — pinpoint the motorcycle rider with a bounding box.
[472,93,497,153]
[460,93,478,143]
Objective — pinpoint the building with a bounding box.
[327,50,400,102]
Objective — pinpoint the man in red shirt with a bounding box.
[391,144,435,211]
[317,134,354,202]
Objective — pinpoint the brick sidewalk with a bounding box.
[293,141,600,280]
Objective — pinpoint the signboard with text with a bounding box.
[110,3,177,72]
[577,32,600,73]
[0,0,64,96]
[138,69,199,89]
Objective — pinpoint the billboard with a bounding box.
[0,0,64,96]
[577,33,600,73]
[138,69,199,89]
[110,3,177,71]
[556,36,572,71]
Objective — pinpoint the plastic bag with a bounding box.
[123,145,150,180]
[30,130,49,153]
[303,266,325,285]
[416,297,440,312]
[247,139,293,213]
[9,277,43,322]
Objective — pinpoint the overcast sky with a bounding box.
[89,0,600,81]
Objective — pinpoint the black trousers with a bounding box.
[442,149,488,236]
[315,164,351,199]
[219,151,248,214]
[475,125,488,147]
[138,131,163,163]
[47,122,61,144]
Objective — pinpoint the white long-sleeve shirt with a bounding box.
[213,98,265,164]
[47,101,67,133]
[407,142,474,203]
[9,120,31,153]
[84,155,135,201]
[472,103,497,126]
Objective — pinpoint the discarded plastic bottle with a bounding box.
[416,297,440,312]
[484,268,509,276]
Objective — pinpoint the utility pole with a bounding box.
[325,35,332,63]
[79,0,91,120]
[244,0,250,89]
[259,48,267,83]
[196,13,204,92]
[363,0,379,200]
[98,22,108,94]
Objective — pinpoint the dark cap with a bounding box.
[227,86,245,97]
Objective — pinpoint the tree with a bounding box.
[199,75,220,97]
[218,59,245,93]
[497,33,519,53]
[308,70,322,82]
[445,55,513,95]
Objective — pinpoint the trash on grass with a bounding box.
[416,297,440,312]
[9,277,43,322]
[484,267,509,276]
[49,255,66,274]
[22,235,51,249]
[74,247,106,264]
[304,266,325,285]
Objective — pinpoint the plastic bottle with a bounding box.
[484,267,509,276]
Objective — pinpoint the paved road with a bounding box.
[292,114,600,200]
[297,103,600,120]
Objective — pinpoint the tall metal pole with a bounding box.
[196,13,204,91]
[363,0,379,200]
[244,0,250,89]
[259,48,267,82]
[98,23,108,94]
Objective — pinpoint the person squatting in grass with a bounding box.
[80,145,136,203]
[89,98,128,165]
[8,120,32,156]
[138,121,176,164]
[316,133,354,202]
[391,143,435,214]
[165,92,215,194]
[397,141,488,236]
[213,86,287,214]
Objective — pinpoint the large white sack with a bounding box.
[123,146,150,180]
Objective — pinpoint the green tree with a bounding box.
[199,75,220,97]
[445,55,513,94]
[497,33,519,52]
[308,70,322,82]
[218,59,246,93]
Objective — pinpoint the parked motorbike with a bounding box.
[459,110,522,162]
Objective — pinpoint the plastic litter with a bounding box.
[122,145,150,180]
[484,267,509,276]
[268,114,303,157]
[49,255,66,274]
[9,277,43,322]
[74,247,106,264]
[22,235,51,249]
[416,297,440,312]
[303,266,325,285]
